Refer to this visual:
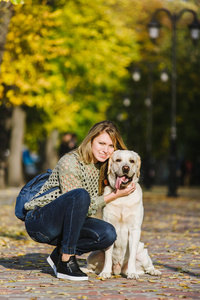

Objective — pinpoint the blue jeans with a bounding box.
[25,188,116,255]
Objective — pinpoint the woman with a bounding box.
[24,120,136,281]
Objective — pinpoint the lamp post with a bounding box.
[132,65,169,189]
[148,8,200,197]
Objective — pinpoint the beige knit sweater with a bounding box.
[24,151,105,216]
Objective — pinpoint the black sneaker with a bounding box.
[57,255,88,281]
[47,247,59,276]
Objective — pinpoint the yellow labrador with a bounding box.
[87,150,161,279]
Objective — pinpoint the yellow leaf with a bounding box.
[148,279,156,283]
[23,287,33,292]
[17,279,25,282]
[180,283,189,287]
[97,276,106,281]
[40,284,50,287]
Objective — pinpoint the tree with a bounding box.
[106,0,200,186]
[0,1,14,187]
[1,0,199,187]
[0,0,140,186]
[0,0,24,4]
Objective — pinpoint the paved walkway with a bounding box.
[0,186,200,299]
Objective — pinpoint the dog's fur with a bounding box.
[87,150,161,279]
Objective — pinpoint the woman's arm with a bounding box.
[58,154,83,193]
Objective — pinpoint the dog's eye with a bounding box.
[130,160,135,163]
[116,159,121,162]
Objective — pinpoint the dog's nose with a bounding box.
[122,165,130,173]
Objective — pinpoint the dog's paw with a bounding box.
[99,271,112,279]
[81,267,95,274]
[127,272,139,280]
[146,267,162,276]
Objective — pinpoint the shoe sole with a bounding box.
[47,256,57,276]
[57,272,88,281]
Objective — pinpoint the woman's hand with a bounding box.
[114,182,136,198]
[104,182,136,204]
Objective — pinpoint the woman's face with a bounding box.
[91,132,115,163]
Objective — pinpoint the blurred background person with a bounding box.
[59,133,77,158]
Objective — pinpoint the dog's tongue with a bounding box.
[115,176,127,189]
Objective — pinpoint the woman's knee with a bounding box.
[62,188,90,208]
[103,222,117,246]
[75,188,90,207]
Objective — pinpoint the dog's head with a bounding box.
[107,150,141,190]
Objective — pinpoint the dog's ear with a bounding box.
[136,154,141,180]
[107,154,116,189]
[107,155,113,175]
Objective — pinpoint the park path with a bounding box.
[0,186,199,299]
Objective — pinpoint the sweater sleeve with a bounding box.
[58,154,106,216]
[88,194,105,216]
[58,154,83,193]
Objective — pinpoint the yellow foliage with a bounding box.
[0,0,144,138]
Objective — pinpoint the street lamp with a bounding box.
[160,68,169,83]
[132,68,141,82]
[148,8,200,197]
[123,97,131,107]
[132,64,168,189]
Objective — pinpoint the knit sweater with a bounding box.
[24,151,105,216]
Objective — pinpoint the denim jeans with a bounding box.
[25,188,116,255]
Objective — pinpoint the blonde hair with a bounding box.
[78,120,127,194]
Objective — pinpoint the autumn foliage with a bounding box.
[0,0,199,186]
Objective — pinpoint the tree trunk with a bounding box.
[43,130,59,172]
[0,2,13,65]
[0,105,11,188]
[0,2,14,188]
[7,106,26,187]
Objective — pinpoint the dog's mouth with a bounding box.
[115,175,133,189]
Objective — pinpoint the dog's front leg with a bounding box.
[127,228,141,279]
[99,244,114,279]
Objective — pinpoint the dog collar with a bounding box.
[104,179,109,186]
